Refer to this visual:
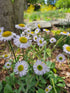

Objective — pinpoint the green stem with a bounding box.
[22,48,24,60]
[51,78,57,93]
[8,41,16,62]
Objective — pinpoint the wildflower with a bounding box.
[35,23,41,29]
[14,61,28,77]
[15,24,27,30]
[13,36,32,48]
[60,31,69,35]
[24,28,31,34]
[43,29,50,32]
[0,27,4,35]
[30,31,35,35]
[37,37,46,47]
[45,85,52,93]
[35,28,40,34]
[0,31,16,41]
[33,60,50,75]
[33,35,38,41]
[67,33,70,36]
[49,37,56,43]
[2,54,10,59]
[5,62,11,69]
[56,54,66,62]
[63,44,70,54]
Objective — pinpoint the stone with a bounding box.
[26,21,52,30]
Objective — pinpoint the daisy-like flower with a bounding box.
[67,33,70,36]
[13,36,32,48]
[63,44,70,54]
[33,35,38,41]
[45,87,50,93]
[45,85,52,93]
[48,85,52,90]
[60,31,69,35]
[15,24,27,30]
[37,37,46,47]
[43,29,50,33]
[56,54,66,62]
[2,54,10,59]
[0,31,16,41]
[33,60,50,75]
[14,61,28,77]
[0,27,4,35]
[5,62,12,69]
[24,28,31,34]
[35,28,40,34]
[49,37,56,43]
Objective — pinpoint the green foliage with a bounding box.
[55,0,70,8]
[27,0,44,4]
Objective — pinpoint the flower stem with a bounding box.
[8,41,16,62]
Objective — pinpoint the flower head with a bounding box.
[33,35,38,41]
[63,44,70,54]
[0,31,16,41]
[37,37,46,47]
[60,31,69,35]
[35,28,40,34]
[49,37,56,43]
[5,62,12,69]
[15,24,27,30]
[14,36,32,48]
[14,60,28,77]
[2,54,10,59]
[43,29,50,32]
[56,54,66,62]
[33,60,50,75]
[45,85,52,93]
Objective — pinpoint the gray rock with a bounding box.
[26,21,52,30]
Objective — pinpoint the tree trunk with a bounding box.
[0,0,24,32]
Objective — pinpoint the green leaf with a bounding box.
[57,83,65,87]
[4,84,13,93]
[37,88,45,93]
[46,48,51,57]
[53,68,57,73]
[0,82,2,92]
[46,61,55,69]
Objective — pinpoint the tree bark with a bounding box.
[0,0,24,32]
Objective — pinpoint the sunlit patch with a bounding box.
[19,24,25,27]
[37,65,43,71]
[2,31,12,37]
[19,37,27,43]
[18,65,24,72]
[66,46,70,52]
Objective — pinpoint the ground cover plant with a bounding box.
[0,23,70,93]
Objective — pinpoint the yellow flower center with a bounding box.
[45,29,49,31]
[31,31,34,34]
[66,46,70,52]
[63,31,67,34]
[19,37,27,43]
[7,64,10,66]
[28,30,30,32]
[19,24,25,27]
[59,57,63,60]
[2,31,12,37]
[37,65,43,71]
[38,24,41,28]
[39,40,42,44]
[0,29,1,32]
[45,88,49,92]
[18,65,24,72]
[49,86,51,89]
[68,34,70,36]
[4,54,8,58]
[36,29,38,32]
[35,37,37,40]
